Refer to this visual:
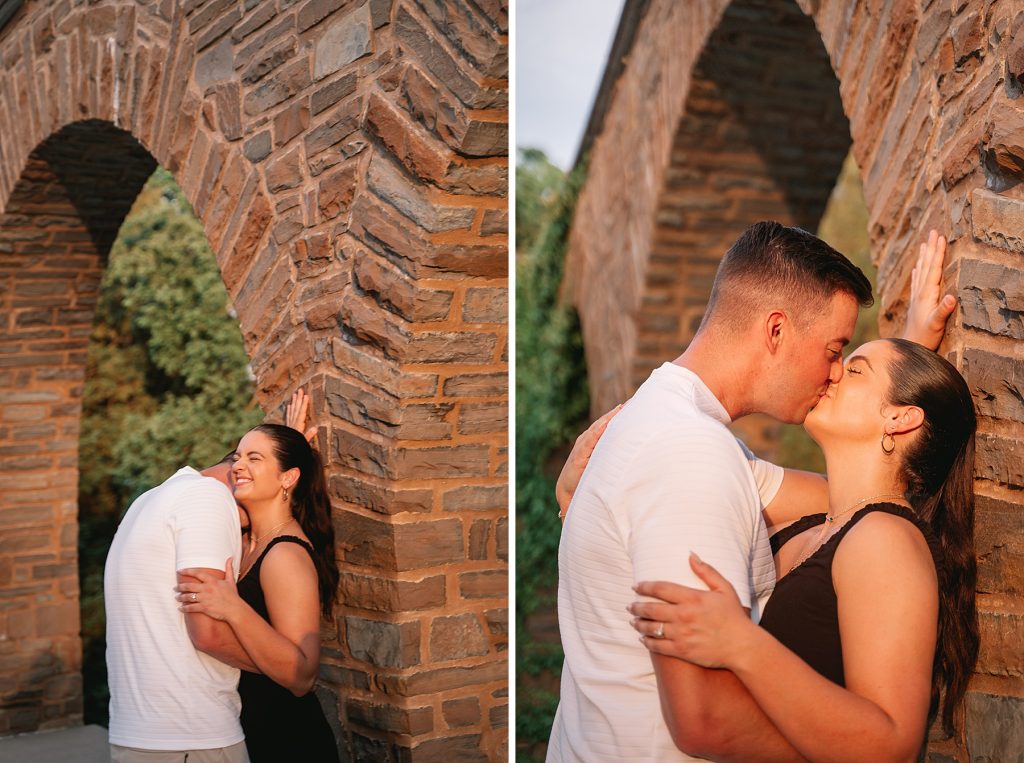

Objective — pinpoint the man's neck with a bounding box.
[673,329,759,420]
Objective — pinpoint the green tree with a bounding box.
[516,148,566,253]
[515,148,588,761]
[78,167,263,725]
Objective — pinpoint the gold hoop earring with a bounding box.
[881,432,896,454]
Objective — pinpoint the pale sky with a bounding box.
[516,0,627,170]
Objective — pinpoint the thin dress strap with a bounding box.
[770,513,827,555]
[240,534,315,582]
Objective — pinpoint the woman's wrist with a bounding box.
[722,617,765,674]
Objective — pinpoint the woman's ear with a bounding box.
[282,466,301,491]
[886,405,925,436]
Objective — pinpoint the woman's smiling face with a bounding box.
[804,339,897,446]
[231,429,286,504]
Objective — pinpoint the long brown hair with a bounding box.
[254,424,339,617]
[886,338,978,736]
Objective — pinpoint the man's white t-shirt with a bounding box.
[547,363,783,761]
[105,466,244,750]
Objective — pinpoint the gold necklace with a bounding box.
[246,517,293,555]
[789,492,908,572]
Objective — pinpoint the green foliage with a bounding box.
[78,167,263,725]
[516,148,568,252]
[515,149,590,761]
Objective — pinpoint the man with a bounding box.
[105,455,255,763]
[547,222,874,761]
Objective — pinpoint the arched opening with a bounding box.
[0,120,257,733]
[78,166,262,725]
[632,0,872,464]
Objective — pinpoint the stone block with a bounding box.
[338,572,445,612]
[966,693,1024,758]
[241,130,270,162]
[195,36,233,90]
[393,517,464,571]
[468,518,490,560]
[330,474,433,516]
[480,208,507,236]
[458,569,506,600]
[335,507,395,567]
[442,697,481,728]
[458,402,506,435]
[314,3,373,80]
[318,163,358,220]
[495,516,507,562]
[311,71,357,115]
[401,734,487,762]
[304,96,362,156]
[442,484,507,511]
[325,375,400,436]
[243,57,311,116]
[442,373,506,398]
[345,615,420,667]
[338,291,410,360]
[365,91,451,182]
[489,702,508,729]
[366,152,475,233]
[346,698,433,735]
[976,433,1023,488]
[963,349,1024,423]
[971,188,1024,253]
[264,146,303,194]
[484,608,507,637]
[462,286,507,324]
[396,402,453,439]
[958,258,1024,340]
[983,101,1024,190]
[413,1,504,76]
[353,248,454,322]
[241,39,297,85]
[460,118,508,157]
[976,610,1024,677]
[298,0,346,32]
[394,6,504,109]
[394,443,490,480]
[232,2,277,42]
[377,659,506,696]
[405,331,498,364]
[429,613,489,661]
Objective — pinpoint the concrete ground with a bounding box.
[0,725,108,763]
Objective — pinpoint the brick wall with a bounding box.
[567,0,1023,758]
[0,1,508,759]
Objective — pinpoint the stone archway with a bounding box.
[0,1,508,759]
[567,0,1024,757]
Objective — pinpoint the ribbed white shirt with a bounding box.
[548,362,782,761]
[105,466,244,750]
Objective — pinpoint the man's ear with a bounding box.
[886,405,925,436]
[764,310,787,354]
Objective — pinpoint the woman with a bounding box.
[557,235,978,760]
[176,410,340,762]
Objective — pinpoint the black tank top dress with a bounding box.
[759,503,938,686]
[237,536,339,763]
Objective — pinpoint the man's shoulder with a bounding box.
[160,468,234,507]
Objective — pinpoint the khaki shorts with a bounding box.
[110,740,249,763]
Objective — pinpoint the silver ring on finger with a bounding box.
[191,592,198,603]
[653,621,665,639]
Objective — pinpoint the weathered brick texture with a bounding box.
[0,0,507,759]
[566,0,1023,758]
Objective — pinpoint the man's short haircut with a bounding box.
[702,221,873,332]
